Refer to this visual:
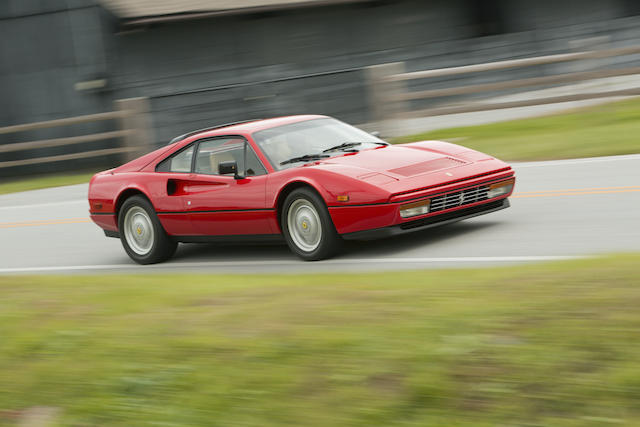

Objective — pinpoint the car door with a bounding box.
[152,143,196,236]
[184,136,272,236]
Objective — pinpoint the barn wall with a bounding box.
[111,0,640,145]
[0,0,120,175]
[2,0,640,175]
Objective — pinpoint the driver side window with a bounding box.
[194,137,266,176]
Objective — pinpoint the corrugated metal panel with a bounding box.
[99,0,361,18]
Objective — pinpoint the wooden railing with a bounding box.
[0,98,152,170]
[367,45,640,124]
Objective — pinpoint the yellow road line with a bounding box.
[1,186,639,229]
[0,218,91,229]
[516,185,640,195]
[513,188,640,198]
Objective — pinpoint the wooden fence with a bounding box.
[367,45,640,127]
[0,98,153,170]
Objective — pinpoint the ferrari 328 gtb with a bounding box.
[88,115,515,263]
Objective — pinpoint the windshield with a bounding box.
[252,118,386,170]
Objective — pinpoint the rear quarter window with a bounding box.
[156,145,194,173]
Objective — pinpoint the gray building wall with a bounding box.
[111,0,640,145]
[2,0,640,176]
[0,0,118,175]
[111,0,475,144]
[0,0,115,125]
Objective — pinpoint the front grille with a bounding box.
[429,184,489,213]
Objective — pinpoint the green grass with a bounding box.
[393,98,640,161]
[0,172,95,195]
[1,255,640,426]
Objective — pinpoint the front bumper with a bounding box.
[341,198,509,240]
[90,213,118,232]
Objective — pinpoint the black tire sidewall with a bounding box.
[281,188,341,261]
[118,195,176,264]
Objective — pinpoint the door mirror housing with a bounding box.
[218,161,244,179]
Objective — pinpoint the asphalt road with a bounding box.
[1,154,639,274]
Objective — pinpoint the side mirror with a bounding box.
[218,161,244,179]
[370,131,380,137]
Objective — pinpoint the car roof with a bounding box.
[176,115,328,144]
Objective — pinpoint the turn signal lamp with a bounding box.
[337,195,350,202]
[487,178,515,199]
[400,199,431,218]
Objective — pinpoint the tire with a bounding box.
[281,188,342,261]
[118,195,177,264]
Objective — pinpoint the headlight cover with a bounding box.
[400,199,431,218]
[487,178,515,199]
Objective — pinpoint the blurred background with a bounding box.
[2,0,640,178]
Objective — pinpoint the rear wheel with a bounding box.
[282,188,342,261]
[118,195,177,264]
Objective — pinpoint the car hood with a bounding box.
[312,141,512,194]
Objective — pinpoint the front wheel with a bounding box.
[282,188,342,261]
[118,195,177,264]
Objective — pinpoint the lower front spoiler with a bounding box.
[341,198,510,241]
[104,229,120,238]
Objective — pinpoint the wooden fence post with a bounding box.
[115,97,153,162]
[366,62,407,137]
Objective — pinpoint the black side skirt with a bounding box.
[104,229,282,243]
[171,234,284,244]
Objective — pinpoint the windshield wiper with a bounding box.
[322,142,362,153]
[280,153,330,166]
[322,141,389,153]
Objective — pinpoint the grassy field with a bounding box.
[1,255,640,426]
[0,172,96,195]
[393,98,640,161]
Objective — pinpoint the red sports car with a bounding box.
[88,115,515,264]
